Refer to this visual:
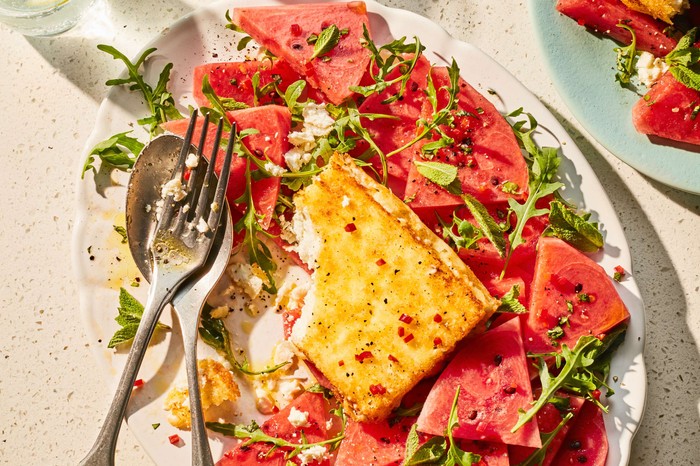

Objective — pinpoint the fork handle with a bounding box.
[79,274,181,466]
[178,305,214,466]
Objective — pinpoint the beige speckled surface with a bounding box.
[0,0,698,464]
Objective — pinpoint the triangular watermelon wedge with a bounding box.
[524,237,630,354]
[233,2,371,104]
[161,105,291,229]
[416,317,542,448]
[632,71,700,145]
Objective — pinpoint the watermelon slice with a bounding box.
[334,416,418,466]
[632,71,700,145]
[161,105,291,229]
[556,0,678,56]
[357,54,432,198]
[550,401,608,466]
[233,2,371,104]
[524,237,630,354]
[508,393,586,466]
[217,392,333,466]
[416,317,541,448]
[404,67,528,207]
[192,59,326,109]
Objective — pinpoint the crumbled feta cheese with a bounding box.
[288,130,316,148]
[264,161,287,177]
[210,201,220,213]
[155,199,165,220]
[145,204,152,213]
[297,445,327,466]
[196,217,210,233]
[161,178,187,201]
[182,204,190,213]
[326,419,334,431]
[185,153,199,169]
[302,103,335,137]
[255,387,275,414]
[284,147,314,173]
[341,196,350,208]
[273,340,297,365]
[229,262,265,299]
[277,379,302,404]
[287,407,310,427]
[636,51,669,87]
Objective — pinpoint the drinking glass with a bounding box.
[0,0,95,36]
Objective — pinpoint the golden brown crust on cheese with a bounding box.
[290,153,498,422]
[620,0,688,23]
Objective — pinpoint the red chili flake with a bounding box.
[290,23,302,36]
[376,258,386,266]
[388,354,399,363]
[399,313,413,324]
[355,351,373,362]
[369,384,387,395]
[403,334,415,343]
[183,170,191,181]
[338,360,345,367]
[433,313,443,323]
[398,326,405,337]
[433,337,442,346]
[133,379,144,388]
[345,223,357,232]
[168,434,181,446]
[613,265,625,282]
[272,406,280,414]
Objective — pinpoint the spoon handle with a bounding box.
[80,274,179,466]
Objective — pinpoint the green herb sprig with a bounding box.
[198,305,287,375]
[511,328,626,433]
[544,200,603,253]
[664,27,700,91]
[515,412,574,466]
[108,288,170,348]
[614,23,638,87]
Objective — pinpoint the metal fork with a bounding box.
[80,111,236,466]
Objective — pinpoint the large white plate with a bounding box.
[529,0,700,195]
[72,1,647,464]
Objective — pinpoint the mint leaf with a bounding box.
[670,65,700,91]
[664,28,700,91]
[82,131,144,178]
[461,194,506,257]
[310,24,341,60]
[414,161,462,194]
[404,437,447,465]
[107,288,170,348]
[438,212,481,252]
[544,200,603,252]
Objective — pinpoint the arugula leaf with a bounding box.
[108,288,169,348]
[544,200,604,253]
[404,388,481,466]
[502,123,563,277]
[515,412,574,466]
[614,23,638,87]
[438,212,482,252]
[224,10,254,51]
[199,305,287,375]
[511,329,625,433]
[495,285,528,314]
[82,131,144,178]
[310,24,341,60]
[98,45,183,136]
[207,406,346,458]
[201,74,249,113]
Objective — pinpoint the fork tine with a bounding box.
[192,117,224,230]
[207,122,236,229]
[158,110,198,229]
[173,114,210,235]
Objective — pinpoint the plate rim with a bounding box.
[72,1,648,464]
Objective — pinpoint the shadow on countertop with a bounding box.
[545,102,700,465]
[22,0,194,102]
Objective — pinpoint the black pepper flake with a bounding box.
[574,283,583,293]
[394,269,400,275]
[494,354,503,366]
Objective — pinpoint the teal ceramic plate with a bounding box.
[529,1,700,194]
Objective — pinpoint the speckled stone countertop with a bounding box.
[0,0,698,464]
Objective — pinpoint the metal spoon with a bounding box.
[125,134,232,465]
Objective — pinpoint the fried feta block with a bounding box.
[620,0,689,23]
[289,153,499,422]
[164,358,240,429]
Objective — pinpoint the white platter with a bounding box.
[72,0,647,464]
